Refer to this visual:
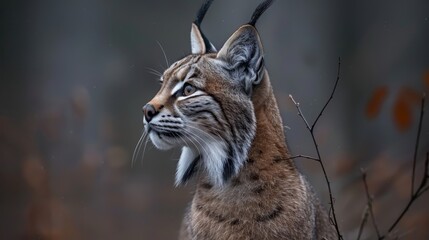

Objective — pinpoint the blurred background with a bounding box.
[1,0,428,239]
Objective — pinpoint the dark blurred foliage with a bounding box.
[0,0,428,239]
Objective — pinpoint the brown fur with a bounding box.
[178,70,335,239]
[143,14,335,238]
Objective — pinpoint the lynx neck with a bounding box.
[196,72,296,192]
[249,71,291,160]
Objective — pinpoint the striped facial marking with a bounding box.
[144,54,256,187]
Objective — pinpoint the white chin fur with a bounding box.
[176,139,228,187]
[175,147,198,186]
[202,140,228,187]
[149,132,174,150]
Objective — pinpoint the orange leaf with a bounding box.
[365,86,389,119]
[393,89,412,132]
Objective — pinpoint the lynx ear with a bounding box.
[217,25,265,91]
[191,23,216,54]
[190,0,216,54]
[191,23,205,54]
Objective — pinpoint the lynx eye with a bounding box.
[183,84,196,96]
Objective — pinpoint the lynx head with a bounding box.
[143,0,274,187]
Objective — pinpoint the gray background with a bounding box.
[1,0,428,239]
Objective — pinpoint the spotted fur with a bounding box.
[142,0,335,239]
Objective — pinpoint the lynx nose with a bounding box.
[142,104,158,122]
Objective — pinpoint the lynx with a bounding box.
[141,0,335,239]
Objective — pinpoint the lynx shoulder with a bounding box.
[141,0,335,239]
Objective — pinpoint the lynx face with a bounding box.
[144,54,255,186]
[143,4,265,187]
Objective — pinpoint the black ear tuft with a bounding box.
[190,0,216,54]
[248,0,275,26]
[194,0,214,27]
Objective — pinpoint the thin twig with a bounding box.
[311,58,341,132]
[416,185,429,198]
[382,179,425,239]
[356,205,370,240]
[410,95,425,196]
[311,124,342,239]
[289,95,311,131]
[361,169,381,238]
[379,94,428,240]
[286,155,320,162]
[287,57,343,240]
[411,94,425,197]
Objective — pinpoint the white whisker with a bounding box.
[181,128,207,156]
[186,124,223,144]
[140,134,151,165]
[156,41,170,67]
[132,130,147,167]
[184,124,230,186]
[145,67,162,77]
[178,132,202,157]
[182,128,211,160]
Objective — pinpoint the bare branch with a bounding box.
[361,169,381,238]
[287,58,343,239]
[416,153,429,199]
[356,205,369,240]
[379,94,428,240]
[425,152,429,181]
[311,57,341,132]
[288,94,311,131]
[383,194,416,238]
[417,186,429,198]
[411,93,425,197]
[285,155,320,162]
